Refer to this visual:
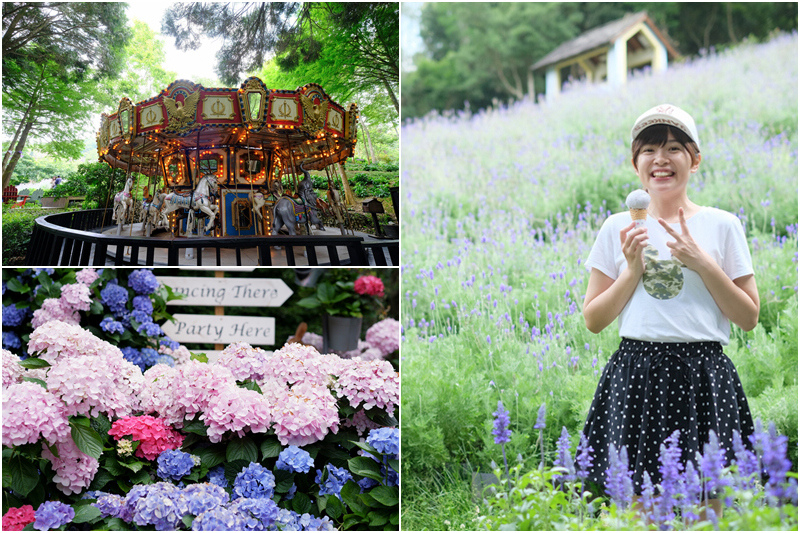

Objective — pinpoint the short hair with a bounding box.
[632,124,701,168]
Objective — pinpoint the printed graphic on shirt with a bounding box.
[642,245,684,299]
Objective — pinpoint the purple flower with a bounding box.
[192,505,244,531]
[491,400,511,444]
[699,430,728,495]
[732,430,759,490]
[680,461,703,522]
[2,304,28,327]
[605,443,633,509]
[228,497,280,530]
[276,446,315,474]
[533,402,546,430]
[182,483,229,517]
[206,465,228,488]
[3,330,22,349]
[639,472,657,525]
[100,317,125,334]
[157,449,197,481]
[575,433,594,480]
[132,295,154,314]
[34,501,74,530]
[554,426,576,482]
[93,493,124,518]
[128,269,159,295]
[656,430,682,523]
[100,282,129,314]
[751,421,793,500]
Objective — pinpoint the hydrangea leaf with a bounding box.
[260,438,282,459]
[195,444,226,470]
[367,510,389,526]
[5,277,30,294]
[226,436,258,463]
[348,456,383,481]
[325,494,345,520]
[17,357,50,369]
[72,502,102,523]
[182,417,209,436]
[369,485,399,507]
[8,456,39,497]
[291,491,312,515]
[341,481,368,515]
[20,376,47,389]
[70,419,103,459]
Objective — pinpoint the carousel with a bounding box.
[96,77,358,241]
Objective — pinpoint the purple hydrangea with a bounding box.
[100,317,126,334]
[160,337,182,351]
[34,501,75,531]
[132,295,154,314]
[93,493,124,518]
[2,304,28,327]
[100,282,129,314]
[206,465,228,488]
[491,400,512,444]
[233,462,276,500]
[228,497,280,530]
[275,446,315,474]
[121,347,146,371]
[192,505,244,531]
[128,269,159,295]
[138,321,163,337]
[182,483,229,516]
[315,464,353,501]
[131,482,187,530]
[131,309,153,325]
[533,402,546,430]
[3,330,22,349]
[367,427,399,456]
[157,449,197,481]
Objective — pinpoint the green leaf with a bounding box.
[6,277,30,293]
[70,420,103,459]
[103,457,125,476]
[72,503,102,523]
[21,376,47,388]
[348,456,383,481]
[260,438,282,459]
[369,485,398,507]
[182,418,209,436]
[89,300,104,314]
[119,459,146,473]
[195,444,226,470]
[89,469,115,492]
[106,518,129,530]
[90,412,112,438]
[17,358,50,369]
[190,352,208,363]
[129,469,152,485]
[368,510,389,527]
[325,494,345,520]
[8,456,39,497]
[226,436,258,463]
[342,515,365,530]
[182,515,195,529]
[296,296,321,309]
[341,481,368,515]
[239,380,262,393]
[292,491,313,515]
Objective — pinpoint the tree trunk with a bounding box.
[2,119,33,190]
[380,77,399,113]
[360,119,378,164]
[337,162,356,206]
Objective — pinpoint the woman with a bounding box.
[581,104,759,513]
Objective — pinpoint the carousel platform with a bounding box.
[98,223,396,267]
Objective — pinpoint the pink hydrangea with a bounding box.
[28,320,118,363]
[202,386,272,443]
[60,283,92,312]
[355,347,385,361]
[262,343,343,387]
[215,342,270,382]
[2,382,70,447]
[2,349,24,388]
[2,505,35,531]
[75,268,99,285]
[158,344,192,366]
[173,360,237,420]
[341,408,383,436]
[365,318,400,356]
[108,415,184,461]
[300,331,324,352]
[354,275,385,297]
[41,436,100,495]
[31,299,80,329]
[334,359,399,417]
[139,365,185,426]
[265,381,340,446]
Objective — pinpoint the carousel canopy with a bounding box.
[96,77,358,182]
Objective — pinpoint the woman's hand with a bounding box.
[620,221,648,278]
[658,207,712,271]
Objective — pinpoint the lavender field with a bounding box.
[400,34,798,530]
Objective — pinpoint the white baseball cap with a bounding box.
[631,104,700,149]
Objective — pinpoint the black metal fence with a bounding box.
[25,209,398,267]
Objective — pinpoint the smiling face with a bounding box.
[632,125,701,196]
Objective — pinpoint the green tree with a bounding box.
[2,2,130,189]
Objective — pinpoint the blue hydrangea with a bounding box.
[132,295,154,314]
[100,317,126,334]
[131,309,153,325]
[206,465,228,489]
[3,330,22,349]
[2,304,28,327]
[276,446,315,474]
[1,281,5,295]
[315,464,353,501]
[182,483,229,516]
[228,498,280,531]
[233,462,276,500]
[367,427,399,456]
[129,269,159,295]
[358,477,379,492]
[160,337,182,350]
[33,268,55,276]
[138,321,163,337]
[192,506,244,531]
[121,347,146,371]
[131,482,187,530]
[92,493,124,518]
[285,483,297,500]
[297,513,336,531]
[157,449,197,481]
[101,282,129,314]
[34,501,75,531]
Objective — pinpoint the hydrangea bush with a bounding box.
[2,269,400,531]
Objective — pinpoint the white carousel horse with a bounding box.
[162,174,219,235]
[112,176,134,234]
[142,191,169,237]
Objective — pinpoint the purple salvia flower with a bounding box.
[533,402,546,430]
[491,400,511,445]
[751,422,792,500]
[554,426,576,482]
[639,472,657,527]
[698,430,728,496]
[605,443,633,509]
[656,430,682,524]
[680,461,703,523]
[732,430,759,491]
[575,433,594,480]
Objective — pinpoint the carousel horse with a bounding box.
[271,171,324,236]
[143,191,169,237]
[112,176,134,234]
[162,174,219,235]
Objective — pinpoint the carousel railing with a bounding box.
[25,209,399,267]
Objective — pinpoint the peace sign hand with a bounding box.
[658,207,711,272]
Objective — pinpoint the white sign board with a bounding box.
[157,277,292,307]
[162,314,276,345]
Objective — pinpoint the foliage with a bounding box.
[1,206,64,264]
[403,2,798,117]
[1,150,74,187]
[400,34,798,529]
[297,273,386,318]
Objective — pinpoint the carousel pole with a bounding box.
[101,159,117,228]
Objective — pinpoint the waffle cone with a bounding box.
[630,208,647,221]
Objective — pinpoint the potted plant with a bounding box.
[297,274,385,352]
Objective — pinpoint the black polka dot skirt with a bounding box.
[582,338,754,494]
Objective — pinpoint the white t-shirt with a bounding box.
[585,207,754,344]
